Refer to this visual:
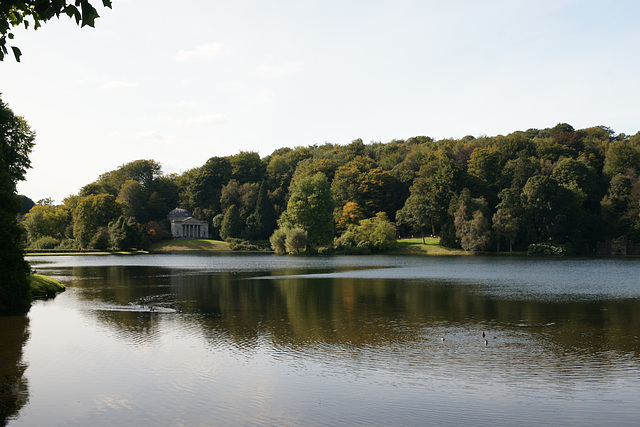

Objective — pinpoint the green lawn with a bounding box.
[394,237,468,255]
[27,238,463,256]
[26,250,148,256]
[149,239,231,252]
[29,274,66,298]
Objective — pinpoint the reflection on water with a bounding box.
[0,316,29,424]
[4,254,640,426]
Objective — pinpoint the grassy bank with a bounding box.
[393,237,469,256]
[29,274,66,298]
[149,239,231,252]
[27,238,465,256]
[152,237,466,255]
[26,250,148,256]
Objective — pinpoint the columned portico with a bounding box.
[167,208,209,239]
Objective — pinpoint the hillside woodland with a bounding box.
[20,124,640,255]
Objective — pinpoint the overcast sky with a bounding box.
[2,0,640,204]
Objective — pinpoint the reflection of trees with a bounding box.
[68,265,640,365]
[171,272,640,358]
[0,316,29,424]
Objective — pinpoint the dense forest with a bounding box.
[20,123,640,255]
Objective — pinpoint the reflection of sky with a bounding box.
[18,289,640,427]
[13,255,640,426]
[29,255,640,301]
[258,257,640,301]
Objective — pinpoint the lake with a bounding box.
[2,254,640,426]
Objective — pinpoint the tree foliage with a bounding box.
[280,173,334,245]
[220,204,243,240]
[108,215,143,250]
[284,227,308,253]
[1,0,112,61]
[72,193,122,248]
[1,96,33,315]
[338,212,397,253]
[0,164,30,314]
[18,120,640,255]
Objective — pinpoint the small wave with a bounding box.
[93,304,177,313]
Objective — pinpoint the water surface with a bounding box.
[2,254,639,426]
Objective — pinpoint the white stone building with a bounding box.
[167,208,209,239]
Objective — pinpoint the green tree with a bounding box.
[552,158,602,207]
[211,213,224,240]
[0,97,34,181]
[220,204,243,240]
[292,157,341,183]
[117,179,148,223]
[499,153,540,190]
[331,156,375,211]
[220,180,259,218]
[521,175,580,244]
[603,141,640,177]
[358,167,402,218]
[0,96,34,315]
[339,212,397,253]
[229,151,265,184]
[284,228,308,253]
[0,165,30,314]
[1,0,112,61]
[108,215,143,250]
[89,226,110,250]
[396,189,432,243]
[266,146,313,193]
[253,181,277,239]
[452,189,491,252]
[600,174,638,239]
[19,194,35,214]
[269,227,288,254]
[146,179,179,222]
[72,193,122,248]
[396,157,457,242]
[97,159,162,193]
[280,172,335,245]
[21,204,70,243]
[467,146,502,185]
[492,188,522,252]
[187,156,232,211]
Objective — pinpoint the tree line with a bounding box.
[18,123,640,255]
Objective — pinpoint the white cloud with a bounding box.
[249,88,277,105]
[174,42,229,62]
[255,61,303,79]
[173,100,199,108]
[102,80,139,90]
[185,114,230,125]
[133,130,177,144]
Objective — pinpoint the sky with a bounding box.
[2,0,640,204]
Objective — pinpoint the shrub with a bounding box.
[270,228,288,254]
[89,227,110,250]
[527,242,573,256]
[30,236,60,250]
[270,227,308,254]
[336,212,397,253]
[57,239,77,250]
[285,228,308,253]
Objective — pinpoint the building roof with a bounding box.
[167,207,192,219]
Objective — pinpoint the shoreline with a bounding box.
[26,238,634,257]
